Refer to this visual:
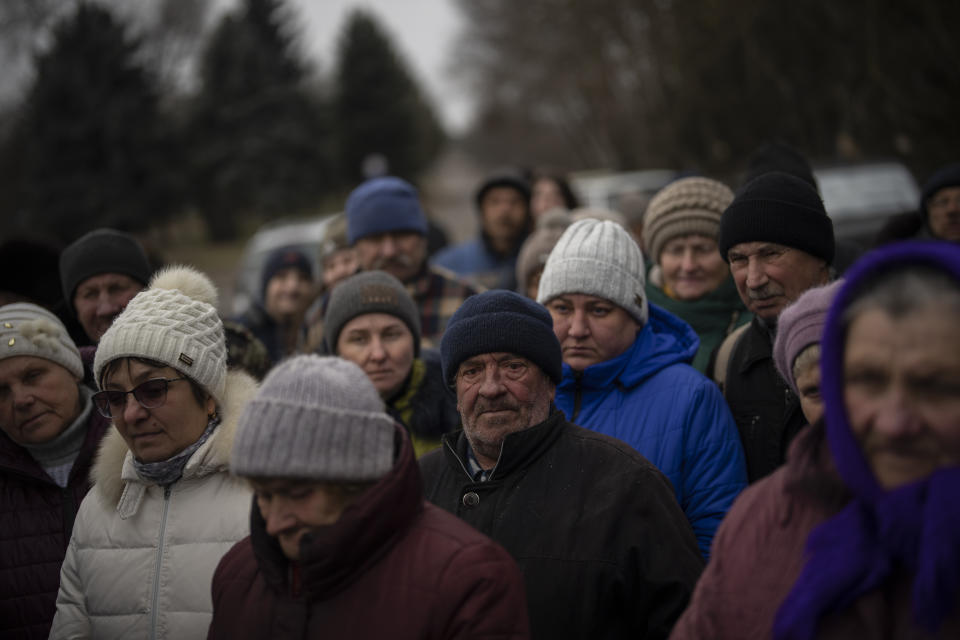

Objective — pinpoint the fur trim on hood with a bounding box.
[91,369,258,505]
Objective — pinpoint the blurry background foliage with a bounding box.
[0,0,957,243]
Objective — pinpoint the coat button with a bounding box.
[462,491,480,507]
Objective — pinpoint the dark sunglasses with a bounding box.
[92,377,188,418]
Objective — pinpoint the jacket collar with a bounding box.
[251,425,424,599]
[441,409,565,481]
[736,316,775,373]
[91,369,259,507]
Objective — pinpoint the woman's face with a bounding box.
[102,359,214,463]
[658,234,729,300]
[336,313,415,399]
[844,305,960,489]
[531,178,566,218]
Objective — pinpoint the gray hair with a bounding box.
[842,264,960,329]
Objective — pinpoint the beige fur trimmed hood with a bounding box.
[91,369,258,506]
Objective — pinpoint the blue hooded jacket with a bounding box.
[555,303,747,558]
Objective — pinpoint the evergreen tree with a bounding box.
[12,3,181,242]
[334,9,445,185]
[187,0,333,241]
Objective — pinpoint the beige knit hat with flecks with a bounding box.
[94,265,227,402]
[0,303,83,379]
[643,177,734,263]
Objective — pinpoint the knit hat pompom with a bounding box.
[94,265,227,402]
[0,303,83,379]
[232,355,396,481]
[537,218,648,325]
[644,177,734,262]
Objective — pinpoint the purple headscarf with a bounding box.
[774,241,960,639]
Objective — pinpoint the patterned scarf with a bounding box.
[132,415,220,486]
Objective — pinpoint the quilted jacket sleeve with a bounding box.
[48,533,90,640]
[680,379,747,558]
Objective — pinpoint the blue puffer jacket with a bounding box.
[555,303,747,558]
[431,237,518,290]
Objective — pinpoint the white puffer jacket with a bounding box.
[49,370,257,640]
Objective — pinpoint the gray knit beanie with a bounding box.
[0,303,83,379]
[93,265,227,402]
[537,218,649,325]
[643,177,734,262]
[323,270,421,355]
[232,355,396,481]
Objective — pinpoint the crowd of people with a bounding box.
[1,152,959,640]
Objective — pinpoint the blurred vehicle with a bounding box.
[570,169,678,211]
[231,214,338,317]
[813,161,920,247]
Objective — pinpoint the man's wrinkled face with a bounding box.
[927,186,960,243]
[354,231,427,283]
[727,242,829,322]
[73,273,143,342]
[455,352,554,468]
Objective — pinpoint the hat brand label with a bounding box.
[178,353,194,367]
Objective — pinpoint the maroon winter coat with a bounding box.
[670,424,960,639]
[208,428,530,640]
[0,402,110,640]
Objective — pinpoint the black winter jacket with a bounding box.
[723,317,806,482]
[0,407,109,640]
[419,410,704,640]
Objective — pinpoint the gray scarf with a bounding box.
[132,415,220,486]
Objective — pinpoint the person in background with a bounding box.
[772,280,843,427]
[0,304,110,640]
[234,246,315,365]
[58,228,153,345]
[319,213,360,293]
[671,241,960,639]
[323,271,459,456]
[537,218,746,557]
[433,170,532,290]
[514,209,571,299]
[420,290,704,639]
[643,177,752,373]
[50,266,257,640]
[207,355,529,640]
[877,162,960,246]
[615,190,653,248]
[530,170,579,220]
[714,171,834,482]
[341,176,479,348]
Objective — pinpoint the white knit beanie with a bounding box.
[536,218,649,325]
[0,303,83,379]
[93,265,227,402]
[232,355,396,481]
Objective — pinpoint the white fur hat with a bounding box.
[536,218,649,325]
[94,265,227,402]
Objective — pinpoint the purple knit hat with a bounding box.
[772,280,843,395]
[774,240,960,640]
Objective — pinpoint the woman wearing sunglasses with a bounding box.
[50,266,258,640]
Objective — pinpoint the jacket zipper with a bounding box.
[150,485,172,639]
[572,371,583,422]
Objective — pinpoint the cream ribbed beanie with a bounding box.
[536,218,648,324]
[93,265,227,402]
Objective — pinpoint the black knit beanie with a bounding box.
[719,172,835,265]
[741,141,818,191]
[920,163,960,219]
[59,229,152,313]
[440,289,562,387]
[261,246,312,299]
[475,171,531,210]
[323,270,421,356]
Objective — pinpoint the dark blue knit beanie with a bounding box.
[261,246,312,298]
[719,171,835,265]
[440,290,562,387]
[346,176,429,245]
[920,163,960,219]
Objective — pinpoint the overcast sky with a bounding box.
[285,0,473,133]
